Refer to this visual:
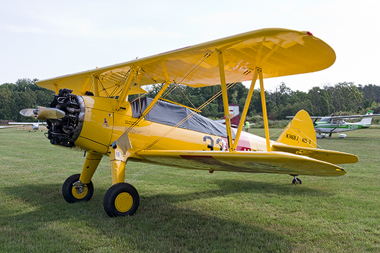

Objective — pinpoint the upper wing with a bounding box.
[36,28,335,96]
[136,150,345,177]
[327,114,380,120]
[8,122,46,125]
[288,114,380,120]
[0,126,19,129]
[287,116,327,119]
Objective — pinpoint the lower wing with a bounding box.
[136,150,346,177]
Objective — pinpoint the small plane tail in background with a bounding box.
[276,110,317,148]
[359,110,374,125]
[215,104,240,127]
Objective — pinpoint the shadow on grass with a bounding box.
[0,178,334,252]
[214,178,332,196]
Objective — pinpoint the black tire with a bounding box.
[292,178,302,185]
[103,183,139,217]
[62,174,94,203]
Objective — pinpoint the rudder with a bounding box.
[359,110,373,125]
[276,110,317,148]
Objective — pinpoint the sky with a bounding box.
[1,0,379,92]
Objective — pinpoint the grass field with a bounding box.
[0,127,379,252]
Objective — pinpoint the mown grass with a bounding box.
[0,127,379,252]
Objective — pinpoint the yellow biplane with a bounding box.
[21,28,358,217]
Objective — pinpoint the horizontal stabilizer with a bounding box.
[271,143,358,164]
[136,150,346,177]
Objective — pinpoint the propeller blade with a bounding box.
[19,106,66,120]
[20,108,36,117]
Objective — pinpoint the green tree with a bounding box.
[0,85,13,120]
[0,78,53,121]
[330,82,362,112]
[307,86,334,116]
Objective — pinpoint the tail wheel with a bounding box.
[292,177,302,185]
[103,183,139,217]
[62,174,94,203]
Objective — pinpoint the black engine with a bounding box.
[46,89,85,147]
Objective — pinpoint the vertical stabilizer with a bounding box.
[276,110,317,148]
[360,110,373,125]
[228,104,240,127]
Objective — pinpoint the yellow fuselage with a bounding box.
[74,96,268,157]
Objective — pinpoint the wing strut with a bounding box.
[80,76,92,95]
[141,82,170,118]
[232,68,259,150]
[92,75,99,96]
[53,84,59,94]
[116,67,137,108]
[258,68,271,152]
[217,50,234,151]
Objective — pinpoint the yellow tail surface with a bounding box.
[276,110,317,148]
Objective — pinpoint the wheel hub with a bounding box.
[72,181,88,199]
[115,192,133,213]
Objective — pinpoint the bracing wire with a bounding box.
[144,74,250,150]
[109,70,131,98]
[124,51,254,150]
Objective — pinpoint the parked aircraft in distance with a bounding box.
[8,121,46,132]
[289,110,380,138]
[20,28,358,217]
[2,121,45,131]
[0,125,17,129]
[0,122,40,132]
[214,104,240,127]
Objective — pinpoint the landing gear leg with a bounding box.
[103,142,140,217]
[62,151,102,203]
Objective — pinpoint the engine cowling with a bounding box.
[46,89,85,147]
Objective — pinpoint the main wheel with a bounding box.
[103,183,139,217]
[62,174,94,203]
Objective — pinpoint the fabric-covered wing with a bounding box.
[0,126,18,129]
[36,28,335,96]
[136,150,345,177]
[324,114,380,119]
[271,143,358,164]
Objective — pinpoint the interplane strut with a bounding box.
[217,50,234,151]
[232,68,259,150]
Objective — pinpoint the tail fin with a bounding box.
[229,104,240,127]
[359,110,373,125]
[277,110,317,148]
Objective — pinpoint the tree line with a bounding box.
[145,81,379,120]
[0,79,53,122]
[1,78,379,122]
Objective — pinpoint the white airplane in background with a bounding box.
[2,121,45,131]
[0,125,18,129]
[288,110,380,138]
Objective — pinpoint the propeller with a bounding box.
[20,106,65,120]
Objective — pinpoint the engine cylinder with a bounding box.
[46,89,85,147]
